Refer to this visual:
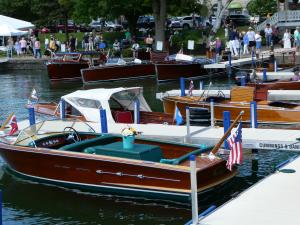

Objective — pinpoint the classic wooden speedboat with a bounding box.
[155,54,215,82]
[47,52,101,81]
[81,58,155,84]
[162,86,300,125]
[29,87,175,125]
[0,120,236,201]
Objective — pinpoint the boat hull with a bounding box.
[81,64,155,84]
[47,61,89,81]
[163,97,300,124]
[0,143,235,201]
[155,63,208,82]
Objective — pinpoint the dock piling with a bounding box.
[190,155,199,225]
[134,99,140,124]
[210,99,214,127]
[186,107,191,143]
[199,81,204,90]
[28,106,36,126]
[250,101,258,128]
[263,68,267,82]
[223,111,231,149]
[240,76,246,86]
[99,108,108,133]
[274,59,278,72]
[180,77,186,96]
[59,99,66,119]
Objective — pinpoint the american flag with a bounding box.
[8,115,18,136]
[226,122,243,171]
[188,80,194,96]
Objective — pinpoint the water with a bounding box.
[0,69,299,224]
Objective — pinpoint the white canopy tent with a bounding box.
[0,24,28,36]
[0,15,35,30]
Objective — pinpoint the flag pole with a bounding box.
[210,111,244,155]
[0,112,14,130]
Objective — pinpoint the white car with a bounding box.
[169,16,202,29]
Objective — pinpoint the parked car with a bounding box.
[137,16,155,30]
[225,14,250,26]
[104,21,123,32]
[169,16,202,29]
[89,20,105,31]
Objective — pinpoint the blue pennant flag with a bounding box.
[174,106,183,125]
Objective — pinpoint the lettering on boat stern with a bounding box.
[258,143,300,150]
[95,170,181,182]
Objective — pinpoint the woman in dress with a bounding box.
[283,29,291,49]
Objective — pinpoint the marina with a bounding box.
[1,3,300,224]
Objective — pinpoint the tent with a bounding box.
[0,15,34,30]
[0,24,28,36]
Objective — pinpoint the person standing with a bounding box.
[19,37,27,55]
[88,35,94,51]
[293,27,299,47]
[113,39,121,57]
[246,27,256,53]
[83,33,89,51]
[69,35,76,52]
[229,28,238,56]
[255,32,262,57]
[264,24,272,47]
[15,39,21,56]
[243,32,249,55]
[7,37,14,58]
[34,38,41,58]
[45,37,49,50]
[145,34,153,52]
[283,29,291,49]
[131,40,140,58]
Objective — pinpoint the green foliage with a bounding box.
[247,0,277,16]
[171,30,204,47]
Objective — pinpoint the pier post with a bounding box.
[99,108,108,133]
[180,77,186,96]
[59,99,66,119]
[263,68,267,82]
[274,59,277,72]
[250,101,258,128]
[227,54,232,76]
[240,76,246,86]
[189,155,199,225]
[199,81,204,90]
[134,99,140,124]
[251,50,255,68]
[28,106,36,126]
[210,99,214,127]
[223,111,231,149]
[186,107,191,143]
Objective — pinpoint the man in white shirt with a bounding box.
[246,27,256,53]
[264,24,272,47]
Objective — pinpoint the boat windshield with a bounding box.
[68,97,101,109]
[14,119,96,146]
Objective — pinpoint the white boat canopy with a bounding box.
[0,15,35,30]
[61,87,152,123]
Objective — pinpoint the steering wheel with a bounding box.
[63,127,81,143]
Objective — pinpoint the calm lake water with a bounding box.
[0,69,298,225]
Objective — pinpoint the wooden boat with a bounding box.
[0,120,236,201]
[81,58,155,84]
[162,86,300,125]
[155,54,215,82]
[29,87,175,125]
[47,52,101,81]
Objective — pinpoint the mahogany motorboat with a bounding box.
[81,58,155,84]
[46,52,101,81]
[0,119,236,201]
[154,54,216,82]
[162,86,300,125]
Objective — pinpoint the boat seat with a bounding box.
[160,146,213,165]
[114,111,133,123]
[59,135,115,152]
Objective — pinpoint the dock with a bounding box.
[0,58,8,63]
[204,56,266,69]
[200,155,300,225]
[156,89,300,101]
[253,71,294,80]
[17,119,300,151]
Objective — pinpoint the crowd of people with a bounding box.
[207,21,300,60]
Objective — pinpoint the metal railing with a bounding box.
[256,10,300,31]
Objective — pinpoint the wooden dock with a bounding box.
[200,155,300,225]
[17,119,300,151]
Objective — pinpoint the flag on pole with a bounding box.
[28,88,39,105]
[188,80,194,96]
[226,122,243,171]
[8,115,18,136]
[174,106,183,125]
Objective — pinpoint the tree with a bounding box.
[247,0,277,17]
[152,0,166,49]
[212,0,233,33]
